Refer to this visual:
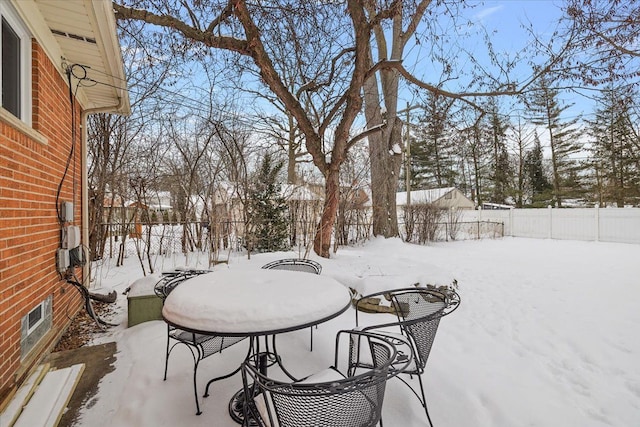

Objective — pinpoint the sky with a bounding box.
[393,0,597,158]
[112,0,595,141]
[41,236,640,427]
[398,1,579,111]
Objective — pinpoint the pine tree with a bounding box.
[487,101,512,204]
[410,93,457,189]
[249,153,290,252]
[587,86,640,207]
[527,77,585,207]
[524,132,553,206]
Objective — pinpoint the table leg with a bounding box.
[228,387,260,426]
[228,335,300,425]
[259,352,268,375]
[228,336,263,425]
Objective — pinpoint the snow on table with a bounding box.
[162,269,352,334]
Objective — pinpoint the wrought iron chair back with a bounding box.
[261,258,323,351]
[241,330,407,427]
[154,269,212,300]
[261,258,322,274]
[354,287,460,427]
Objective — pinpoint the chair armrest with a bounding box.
[355,286,461,325]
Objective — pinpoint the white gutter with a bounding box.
[81,98,126,288]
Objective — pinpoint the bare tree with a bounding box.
[508,116,536,208]
[113,1,383,257]
[214,119,258,257]
[561,0,640,86]
[87,19,178,264]
[113,0,573,256]
[455,109,492,206]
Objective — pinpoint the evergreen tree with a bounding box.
[487,100,513,204]
[587,86,640,207]
[527,76,585,207]
[463,111,493,207]
[249,153,290,252]
[524,132,553,206]
[410,93,457,189]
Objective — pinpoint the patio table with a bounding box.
[161,268,352,424]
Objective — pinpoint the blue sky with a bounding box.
[395,0,598,125]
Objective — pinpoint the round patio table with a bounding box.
[162,268,352,424]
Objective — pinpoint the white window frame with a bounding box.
[26,300,45,335]
[0,2,32,125]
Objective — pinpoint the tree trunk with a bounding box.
[368,117,403,237]
[364,44,401,238]
[363,2,416,239]
[313,167,340,257]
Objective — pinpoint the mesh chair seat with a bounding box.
[168,330,246,359]
[155,269,248,415]
[354,287,460,427]
[242,330,408,427]
[350,329,417,374]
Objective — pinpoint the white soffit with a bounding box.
[17,0,130,114]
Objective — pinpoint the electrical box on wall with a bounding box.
[56,249,70,272]
[62,225,81,249]
[69,246,86,267]
[61,201,74,222]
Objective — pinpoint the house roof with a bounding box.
[396,187,457,206]
[281,184,323,201]
[13,0,130,114]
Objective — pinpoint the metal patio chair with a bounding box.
[154,269,247,415]
[354,287,461,427]
[241,329,410,427]
[261,258,322,274]
[261,258,322,350]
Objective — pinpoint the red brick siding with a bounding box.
[0,40,84,402]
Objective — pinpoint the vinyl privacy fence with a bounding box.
[460,207,640,244]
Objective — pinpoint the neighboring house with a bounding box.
[281,183,324,203]
[0,0,129,406]
[102,192,173,224]
[147,191,173,213]
[482,202,514,210]
[396,187,476,210]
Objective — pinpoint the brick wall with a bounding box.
[0,40,84,403]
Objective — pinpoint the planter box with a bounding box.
[127,276,163,327]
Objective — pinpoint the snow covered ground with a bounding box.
[75,237,640,427]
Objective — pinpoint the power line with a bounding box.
[80,64,264,127]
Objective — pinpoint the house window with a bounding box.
[1,2,31,123]
[27,302,43,333]
[20,295,52,359]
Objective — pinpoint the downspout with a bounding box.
[81,98,125,288]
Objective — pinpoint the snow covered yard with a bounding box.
[74,237,640,427]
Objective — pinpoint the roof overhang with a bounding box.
[12,0,130,115]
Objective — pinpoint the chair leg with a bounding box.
[193,357,202,415]
[417,374,433,427]
[310,326,313,352]
[163,328,170,380]
[204,349,249,398]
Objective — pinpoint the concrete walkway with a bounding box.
[45,342,117,427]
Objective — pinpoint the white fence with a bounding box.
[460,207,640,245]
